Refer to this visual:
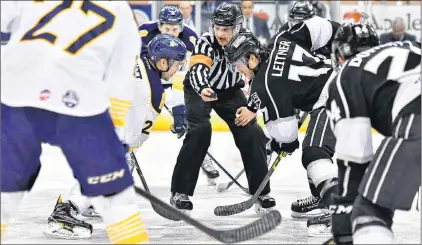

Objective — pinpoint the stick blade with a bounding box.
[214,202,249,216]
[151,204,181,221]
[218,210,282,243]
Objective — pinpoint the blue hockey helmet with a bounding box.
[158,6,184,30]
[148,34,187,69]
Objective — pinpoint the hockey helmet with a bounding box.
[148,34,187,70]
[158,6,184,30]
[331,21,379,69]
[288,1,315,28]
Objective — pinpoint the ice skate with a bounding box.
[43,196,93,239]
[81,205,101,219]
[254,194,276,214]
[307,211,331,237]
[170,193,193,216]
[291,195,327,219]
[201,155,219,186]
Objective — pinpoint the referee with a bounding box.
[170,3,275,214]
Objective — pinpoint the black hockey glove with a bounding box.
[270,138,299,155]
[170,105,187,139]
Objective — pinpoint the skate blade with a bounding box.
[254,204,276,215]
[81,210,102,219]
[291,209,326,219]
[307,224,331,237]
[43,222,91,240]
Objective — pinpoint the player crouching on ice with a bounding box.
[326,22,420,245]
[139,5,220,183]
[225,30,339,237]
[44,34,188,239]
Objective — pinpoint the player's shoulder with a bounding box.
[349,41,418,66]
[181,25,198,51]
[335,60,363,89]
[138,21,159,37]
[196,32,213,46]
[139,55,159,79]
[182,25,198,39]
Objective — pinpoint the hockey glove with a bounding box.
[270,138,299,155]
[170,105,187,139]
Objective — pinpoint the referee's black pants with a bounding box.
[171,84,270,196]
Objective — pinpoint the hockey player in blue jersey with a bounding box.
[139,6,197,57]
[44,34,189,239]
[139,5,220,182]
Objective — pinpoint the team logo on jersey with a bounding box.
[189,36,197,46]
[62,90,79,108]
[39,89,50,101]
[248,92,261,111]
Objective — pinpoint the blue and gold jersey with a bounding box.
[135,55,166,114]
[138,21,197,57]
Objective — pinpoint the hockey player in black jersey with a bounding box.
[326,21,421,244]
[274,1,341,220]
[275,1,340,60]
[225,27,339,236]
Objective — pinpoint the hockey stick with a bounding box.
[129,152,181,221]
[214,112,309,216]
[164,104,250,194]
[217,153,275,193]
[206,153,250,194]
[217,168,246,193]
[217,110,304,193]
[133,185,282,243]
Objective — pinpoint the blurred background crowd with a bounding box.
[1,1,420,47]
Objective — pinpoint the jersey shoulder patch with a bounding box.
[138,21,159,38]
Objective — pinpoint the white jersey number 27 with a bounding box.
[20,1,114,55]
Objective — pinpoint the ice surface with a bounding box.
[2,132,420,244]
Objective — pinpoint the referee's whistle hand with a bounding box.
[200,88,218,102]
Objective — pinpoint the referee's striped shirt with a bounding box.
[188,32,243,94]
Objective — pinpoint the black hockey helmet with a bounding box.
[289,1,315,27]
[225,30,261,68]
[211,2,243,26]
[332,21,379,69]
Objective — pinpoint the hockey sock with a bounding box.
[1,192,25,240]
[106,212,148,244]
[1,224,6,239]
[89,187,149,244]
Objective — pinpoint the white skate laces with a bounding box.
[298,196,318,206]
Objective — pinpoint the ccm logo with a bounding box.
[87,169,125,184]
[329,205,353,214]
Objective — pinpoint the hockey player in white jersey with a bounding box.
[43,34,188,239]
[138,5,220,182]
[0,1,148,244]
